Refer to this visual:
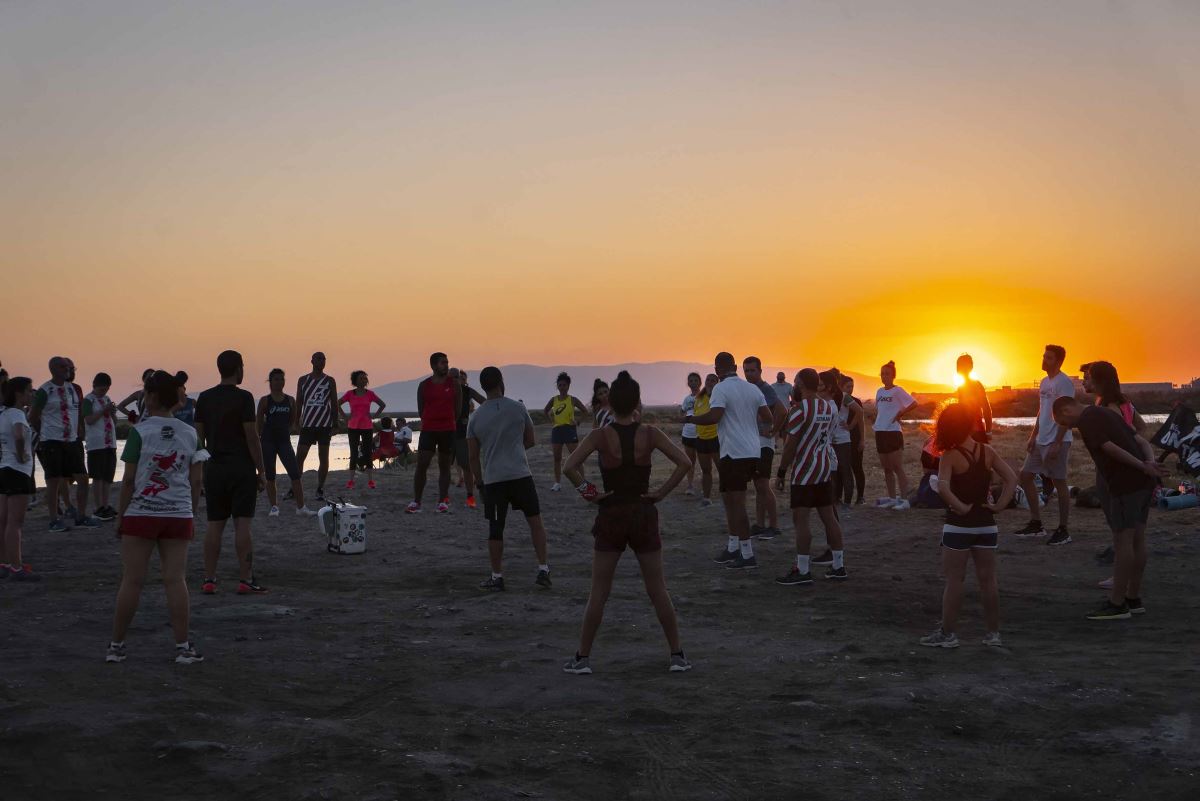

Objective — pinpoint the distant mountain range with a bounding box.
[373,361,948,412]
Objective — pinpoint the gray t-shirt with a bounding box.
[771,381,793,406]
[465,397,534,484]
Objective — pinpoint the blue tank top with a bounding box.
[262,395,293,440]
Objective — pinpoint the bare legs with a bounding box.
[488,514,548,574]
[203,517,254,581]
[685,445,697,490]
[753,477,778,530]
[723,489,750,541]
[938,547,998,635]
[112,537,190,645]
[792,505,843,556]
[880,450,908,499]
[296,439,331,494]
[576,548,680,658]
[1110,526,1147,605]
[1,495,29,566]
[698,452,714,500]
[1019,473,1070,529]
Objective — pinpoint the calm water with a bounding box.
[910,414,1168,427]
[32,432,424,489]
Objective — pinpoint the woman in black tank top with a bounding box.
[920,404,1017,650]
[559,371,695,675]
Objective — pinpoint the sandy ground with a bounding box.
[2,425,1198,801]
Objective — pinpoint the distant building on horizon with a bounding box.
[1123,382,1175,392]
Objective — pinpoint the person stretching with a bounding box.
[544,372,589,491]
[561,371,693,675]
[919,403,1017,649]
[339,370,384,490]
[872,360,918,509]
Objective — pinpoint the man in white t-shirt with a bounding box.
[690,352,772,571]
[1016,344,1076,545]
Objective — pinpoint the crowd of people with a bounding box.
[0,344,1170,669]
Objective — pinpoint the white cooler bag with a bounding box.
[319,502,368,554]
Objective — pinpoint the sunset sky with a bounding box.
[3,1,1198,393]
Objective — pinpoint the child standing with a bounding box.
[921,403,1017,648]
[83,373,119,521]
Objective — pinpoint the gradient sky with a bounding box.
[3,1,1198,394]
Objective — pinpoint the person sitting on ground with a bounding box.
[396,417,413,468]
[373,417,401,466]
[561,371,693,675]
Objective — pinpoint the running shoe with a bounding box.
[48,519,68,533]
[74,516,101,529]
[756,527,781,541]
[824,566,848,580]
[367,480,376,490]
[1086,600,1131,620]
[875,497,897,508]
[295,506,317,517]
[345,479,355,490]
[712,547,738,565]
[466,495,477,509]
[1047,526,1072,546]
[750,524,765,537]
[174,644,204,664]
[855,497,865,505]
[94,506,116,522]
[201,578,217,595]
[919,629,959,648]
[237,578,268,595]
[775,567,813,586]
[1014,520,1046,538]
[65,505,78,522]
[479,575,505,591]
[811,549,834,565]
[725,553,758,570]
[563,654,592,675]
[1098,576,1114,589]
[106,643,127,663]
[10,567,41,582]
[435,500,450,514]
[700,498,713,508]
[315,487,325,502]
[282,489,295,501]
[405,501,422,514]
[982,632,1004,648]
[550,483,562,492]
[1126,597,1145,615]
[670,652,693,672]
[535,569,552,588]
[268,506,280,517]
[890,499,911,511]
[685,486,695,497]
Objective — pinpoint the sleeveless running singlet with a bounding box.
[599,423,651,506]
[262,395,293,441]
[550,396,576,427]
[693,394,717,440]
[298,373,334,428]
[945,442,994,529]
[420,378,457,432]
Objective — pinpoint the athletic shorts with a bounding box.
[454,435,470,468]
[941,525,999,550]
[751,447,774,480]
[87,447,117,482]
[593,501,661,554]
[682,436,699,450]
[1021,441,1071,482]
[875,431,904,455]
[38,440,86,479]
[417,430,455,454]
[695,437,720,455]
[551,425,579,445]
[0,467,35,496]
[203,461,257,521]
[717,456,758,493]
[791,481,834,508]
[1098,483,1152,531]
[120,515,194,540]
[297,426,332,449]
[482,476,540,539]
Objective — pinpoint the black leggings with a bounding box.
[833,443,853,506]
[848,442,865,502]
[348,429,373,471]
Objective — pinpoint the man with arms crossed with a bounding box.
[691,352,772,570]
[468,367,551,591]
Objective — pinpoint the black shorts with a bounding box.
[682,436,699,450]
[481,476,541,539]
[551,425,579,445]
[0,467,35,496]
[791,481,834,509]
[718,456,758,493]
[87,447,117,482]
[203,461,258,521]
[454,435,470,468]
[297,427,332,449]
[418,430,456,454]
[695,437,720,455]
[751,447,774,480]
[37,440,86,479]
[875,431,904,454]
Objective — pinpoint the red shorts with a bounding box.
[120,516,194,540]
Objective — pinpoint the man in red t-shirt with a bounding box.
[407,352,461,514]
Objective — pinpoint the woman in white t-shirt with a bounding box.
[108,371,207,665]
[0,377,39,581]
[872,361,918,510]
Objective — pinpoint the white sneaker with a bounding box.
[550,483,561,492]
[982,631,1004,648]
[1098,576,1114,589]
[295,506,316,517]
[268,506,280,517]
[685,485,695,497]
[891,499,911,510]
[875,497,897,508]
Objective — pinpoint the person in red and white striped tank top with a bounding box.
[774,369,846,585]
